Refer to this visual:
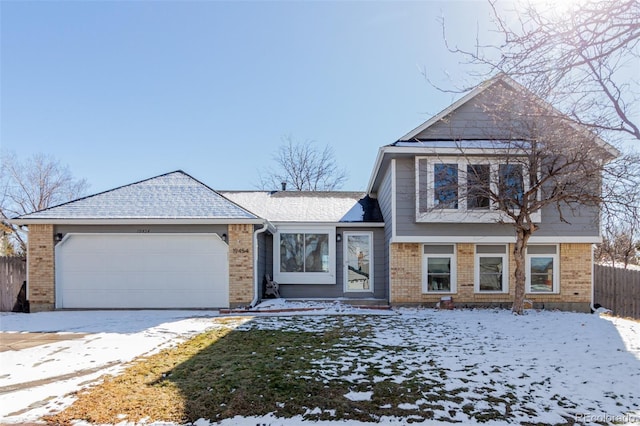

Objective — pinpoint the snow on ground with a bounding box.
[1,306,639,425]
[0,310,226,422]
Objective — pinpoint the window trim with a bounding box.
[474,245,509,294]
[422,244,457,294]
[525,244,560,294]
[415,156,541,223]
[274,227,336,285]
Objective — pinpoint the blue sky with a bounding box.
[2,1,504,193]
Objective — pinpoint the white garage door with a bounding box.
[55,233,229,309]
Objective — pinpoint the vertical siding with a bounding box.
[377,164,394,301]
[594,265,640,319]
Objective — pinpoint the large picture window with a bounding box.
[274,228,335,284]
[422,245,456,293]
[526,245,558,293]
[280,233,329,273]
[475,245,508,293]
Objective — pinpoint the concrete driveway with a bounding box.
[0,310,222,423]
[0,332,87,352]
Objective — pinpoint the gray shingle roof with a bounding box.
[15,171,258,221]
[221,191,383,223]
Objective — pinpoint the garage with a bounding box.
[55,233,229,309]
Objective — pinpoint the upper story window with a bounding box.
[434,164,458,209]
[498,164,524,209]
[415,157,540,223]
[467,164,491,210]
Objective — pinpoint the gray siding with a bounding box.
[394,157,600,238]
[413,81,527,141]
[277,227,387,300]
[376,164,394,300]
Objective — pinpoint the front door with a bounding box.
[344,232,373,292]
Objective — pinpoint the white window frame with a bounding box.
[274,226,336,284]
[475,245,509,294]
[343,231,374,293]
[415,156,541,223]
[525,244,560,294]
[422,244,457,294]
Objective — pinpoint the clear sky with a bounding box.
[1,1,514,194]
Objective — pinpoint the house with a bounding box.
[12,75,616,312]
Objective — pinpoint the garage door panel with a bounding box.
[56,234,229,309]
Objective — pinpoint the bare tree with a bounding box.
[258,136,348,191]
[430,0,640,312]
[440,0,640,142]
[596,156,640,268]
[426,77,628,314]
[0,151,89,254]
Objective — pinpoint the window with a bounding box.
[466,164,491,209]
[526,245,558,293]
[498,164,524,208]
[415,157,539,223]
[422,245,456,293]
[280,233,329,273]
[434,164,458,209]
[475,245,508,293]
[275,228,335,284]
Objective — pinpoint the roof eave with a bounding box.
[10,218,266,226]
[366,147,388,194]
[271,221,385,227]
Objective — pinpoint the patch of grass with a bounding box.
[45,316,522,425]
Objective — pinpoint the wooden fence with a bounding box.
[594,265,640,319]
[0,256,27,312]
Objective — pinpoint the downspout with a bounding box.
[250,220,275,308]
[590,243,597,313]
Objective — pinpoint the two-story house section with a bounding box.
[366,74,618,312]
[13,74,616,312]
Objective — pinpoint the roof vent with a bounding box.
[281,182,287,191]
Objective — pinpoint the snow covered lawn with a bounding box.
[1,307,639,425]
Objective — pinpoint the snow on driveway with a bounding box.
[1,307,639,425]
[0,310,227,422]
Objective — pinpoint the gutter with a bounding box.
[250,220,276,308]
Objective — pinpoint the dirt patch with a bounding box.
[0,332,87,352]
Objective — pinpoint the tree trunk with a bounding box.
[512,229,531,315]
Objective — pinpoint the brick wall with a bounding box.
[389,242,592,311]
[27,224,55,312]
[228,224,254,307]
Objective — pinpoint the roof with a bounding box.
[367,73,620,193]
[220,191,383,223]
[398,73,618,157]
[13,171,260,224]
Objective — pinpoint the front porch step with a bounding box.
[220,298,391,314]
[284,297,391,308]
